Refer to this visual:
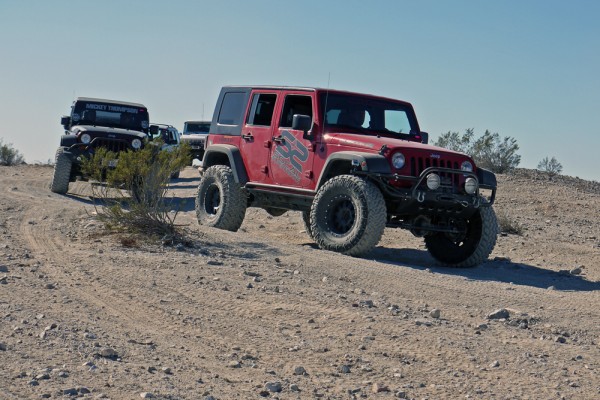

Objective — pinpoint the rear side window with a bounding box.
[247,93,277,126]
[218,92,245,125]
[280,95,313,128]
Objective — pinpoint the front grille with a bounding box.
[410,157,460,187]
[91,138,129,153]
[183,139,204,147]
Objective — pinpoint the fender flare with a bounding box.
[60,135,77,148]
[202,144,249,184]
[476,167,497,190]
[316,151,391,189]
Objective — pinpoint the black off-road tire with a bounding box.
[301,211,313,239]
[50,148,72,194]
[196,165,247,231]
[310,175,386,256]
[424,203,498,267]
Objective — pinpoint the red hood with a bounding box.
[323,133,470,159]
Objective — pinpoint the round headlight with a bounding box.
[391,152,405,169]
[131,138,142,149]
[426,173,441,190]
[80,133,91,144]
[461,161,473,172]
[464,177,478,194]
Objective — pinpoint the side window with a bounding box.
[384,110,411,133]
[279,95,313,128]
[217,92,245,125]
[247,93,277,126]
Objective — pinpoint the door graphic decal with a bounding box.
[272,130,309,183]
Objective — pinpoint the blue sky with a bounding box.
[1,0,599,180]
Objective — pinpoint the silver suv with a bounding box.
[181,120,210,162]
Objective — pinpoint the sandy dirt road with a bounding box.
[0,165,599,399]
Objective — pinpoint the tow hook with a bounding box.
[417,191,425,203]
[457,200,469,208]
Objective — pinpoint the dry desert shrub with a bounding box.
[496,209,523,235]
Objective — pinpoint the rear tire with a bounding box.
[301,211,313,239]
[310,175,386,256]
[196,165,247,231]
[50,148,71,194]
[424,203,498,267]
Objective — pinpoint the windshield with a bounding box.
[72,101,149,132]
[184,122,210,134]
[319,93,419,138]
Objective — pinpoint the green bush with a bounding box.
[537,156,563,178]
[434,128,521,173]
[0,139,25,166]
[81,141,190,237]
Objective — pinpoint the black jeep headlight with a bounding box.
[80,133,91,144]
[132,139,142,149]
[391,152,405,169]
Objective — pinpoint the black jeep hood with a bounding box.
[71,125,147,140]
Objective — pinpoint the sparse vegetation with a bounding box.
[0,139,25,166]
[81,141,190,238]
[537,156,563,178]
[496,209,523,235]
[434,128,521,173]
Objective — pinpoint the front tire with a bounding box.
[424,204,498,267]
[195,165,247,231]
[50,148,71,194]
[310,175,386,257]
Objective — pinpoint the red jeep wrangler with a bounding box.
[196,86,498,267]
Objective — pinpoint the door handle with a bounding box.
[273,135,285,144]
[242,133,253,141]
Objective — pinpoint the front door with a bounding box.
[269,92,315,188]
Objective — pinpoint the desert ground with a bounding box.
[1,165,599,399]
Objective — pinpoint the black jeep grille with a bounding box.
[410,157,460,187]
[92,138,129,153]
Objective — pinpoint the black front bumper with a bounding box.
[357,166,497,218]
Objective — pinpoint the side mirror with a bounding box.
[292,114,313,140]
[149,125,159,136]
[420,131,429,144]
[60,116,71,128]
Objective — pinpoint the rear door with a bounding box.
[239,90,278,184]
[269,91,315,188]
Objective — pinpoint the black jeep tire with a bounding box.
[424,202,498,267]
[196,165,247,231]
[310,175,386,256]
[50,148,72,194]
[301,211,313,239]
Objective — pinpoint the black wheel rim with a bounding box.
[204,184,221,215]
[327,196,355,235]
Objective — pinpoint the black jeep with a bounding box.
[50,97,150,194]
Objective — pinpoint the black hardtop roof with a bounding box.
[151,123,177,129]
[75,97,147,109]
[221,86,412,105]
